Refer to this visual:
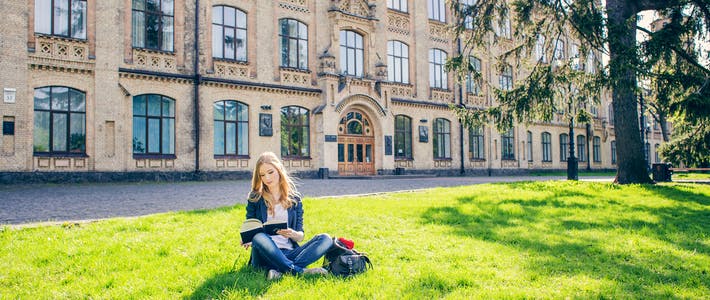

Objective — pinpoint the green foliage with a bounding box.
[1,182,709,298]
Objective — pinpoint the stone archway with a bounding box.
[336,108,375,176]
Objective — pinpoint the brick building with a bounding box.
[0,0,661,181]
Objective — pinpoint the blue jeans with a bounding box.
[250,233,333,274]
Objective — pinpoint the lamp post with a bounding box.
[586,122,591,171]
[567,100,578,180]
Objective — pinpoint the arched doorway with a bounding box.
[337,109,375,176]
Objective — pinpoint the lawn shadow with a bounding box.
[187,266,273,299]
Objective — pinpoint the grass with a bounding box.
[1,181,709,299]
[528,170,617,177]
[674,172,710,180]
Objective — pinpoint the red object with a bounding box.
[338,237,354,249]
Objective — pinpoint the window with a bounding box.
[654,144,660,162]
[585,50,596,73]
[577,135,586,162]
[500,64,513,91]
[387,0,408,12]
[608,104,614,125]
[35,0,87,39]
[553,39,565,60]
[461,0,475,29]
[593,136,601,162]
[570,43,581,70]
[611,141,617,164]
[502,129,515,160]
[387,41,410,84]
[132,0,174,51]
[33,86,86,154]
[469,126,485,160]
[466,56,482,95]
[281,106,310,158]
[394,115,412,159]
[497,16,511,39]
[542,132,552,162]
[279,19,308,69]
[214,100,248,156]
[433,118,451,159]
[535,35,546,63]
[428,0,446,22]
[527,131,533,162]
[340,30,364,77]
[132,95,175,155]
[645,142,650,162]
[212,6,247,61]
[429,49,448,89]
[560,133,568,161]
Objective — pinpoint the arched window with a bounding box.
[340,30,364,77]
[132,94,175,155]
[212,5,247,61]
[577,135,586,162]
[500,64,513,90]
[339,111,371,135]
[433,118,451,159]
[560,133,569,161]
[33,86,86,154]
[281,106,310,158]
[429,48,448,89]
[469,126,485,160]
[387,41,409,84]
[502,128,515,160]
[35,0,87,39]
[542,132,552,162]
[593,136,601,162]
[132,0,174,51]
[279,19,308,69]
[394,115,412,159]
[213,100,248,156]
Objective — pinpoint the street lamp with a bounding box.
[567,100,578,180]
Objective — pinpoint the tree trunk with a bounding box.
[606,0,653,184]
[659,112,670,142]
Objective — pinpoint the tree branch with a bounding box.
[636,25,710,76]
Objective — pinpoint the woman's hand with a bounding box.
[276,228,304,242]
[241,242,251,250]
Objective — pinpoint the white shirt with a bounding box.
[268,203,292,250]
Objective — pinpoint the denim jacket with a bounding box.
[245,195,303,248]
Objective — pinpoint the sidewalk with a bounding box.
[1,176,613,226]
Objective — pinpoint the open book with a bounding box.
[240,218,288,244]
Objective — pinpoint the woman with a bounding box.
[242,152,333,280]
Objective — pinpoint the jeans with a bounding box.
[250,233,333,274]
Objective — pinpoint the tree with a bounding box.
[448,0,710,184]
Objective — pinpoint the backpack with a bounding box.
[323,238,372,277]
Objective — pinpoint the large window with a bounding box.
[560,133,568,161]
[593,136,601,162]
[577,135,586,162]
[433,118,451,159]
[535,35,546,63]
[469,126,485,160]
[585,50,596,74]
[387,0,408,12]
[553,39,565,60]
[214,100,248,156]
[542,132,552,162]
[497,16,511,39]
[500,64,513,90]
[387,41,410,84]
[611,141,617,164]
[461,0,475,29]
[279,19,307,69]
[33,86,86,154]
[428,0,446,22]
[526,131,533,162]
[394,115,412,159]
[132,94,175,155]
[35,0,87,39]
[132,0,174,51]
[655,144,660,163]
[212,6,247,61]
[340,30,364,77]
[466,56,482,95]
[281,106,310,158]
[429,49,448,89]
[502,129,515,160]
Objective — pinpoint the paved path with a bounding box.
[0,176,613,225]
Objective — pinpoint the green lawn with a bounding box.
[674,172,710,180]
[1,181,708,299]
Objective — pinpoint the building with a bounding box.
[1,0,648,182]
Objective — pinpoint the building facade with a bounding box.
[0,0,664,181]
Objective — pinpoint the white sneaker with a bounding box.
[303,267,328,275]
[267,269,282,280]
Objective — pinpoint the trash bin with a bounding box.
[652,163,672,182]
[395,167,405,175]
[318,168,329,179]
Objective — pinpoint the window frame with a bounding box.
[433,118,451,159]
[469,125,485,160]
[387,40,410,84]
[213,100,249,157]
[611,140,617,164]
[387,0,408,12]
[593,136,601,162]
[428,0,446,22]
[394,115,413,159]
[499,64,513,91]
[502,129,515,160]
[132,0,175,52]
[577,135,586,162]
[212,5,247,61]
[34,0,87,39]
[560,133,569,161]
[339,30,364,77]
[33,86,86,156]
[542,132,552,162]
[280,106,310,159]
[429,48,448,89]
[466,56,482,95]
[279,18,308,70]
[526,131,533,162]
[132,94,176,157]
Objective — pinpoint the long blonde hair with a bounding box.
[248,152,299,215]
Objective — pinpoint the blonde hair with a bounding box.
[248,152,299,215]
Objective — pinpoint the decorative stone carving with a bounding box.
[318,51,337,75]
[279,0,309,14]
[387,11,410,35]
[431,89,454,103]
[502,160,518,168]
[375,62,387,81]
[34,35,89,62]
[280,68,312,86]
[429,21,450,44]
[213,60,250,79]
[133,49,177,72]
[467,95,486,108]
[335,0,374,18]
[389,84,413,98]
[469,160,486,168]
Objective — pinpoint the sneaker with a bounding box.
[303,267,328,275]
[267,269,282,280]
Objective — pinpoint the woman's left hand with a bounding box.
[276,228,303,241]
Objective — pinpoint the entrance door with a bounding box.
[337,110,375,176]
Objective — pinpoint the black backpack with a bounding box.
[323,238,372,277]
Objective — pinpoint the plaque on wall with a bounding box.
[325,135,337,142]
[384,135,392,156]
[259,113,272,136]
